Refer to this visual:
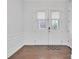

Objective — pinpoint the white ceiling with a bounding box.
[24,0,72,3]
[24,0,67,2]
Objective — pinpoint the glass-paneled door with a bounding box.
[36,9,60,45]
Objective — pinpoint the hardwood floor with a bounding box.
[8,45,71,59]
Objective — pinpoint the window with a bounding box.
[37,12,46,19]
[51,11,60,19]
[52,20,59,30]
[37,11,47,29]
[51,11,60,30]
[36,11,60,30]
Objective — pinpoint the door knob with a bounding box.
[48,27,50,32]
[48,27,50,30]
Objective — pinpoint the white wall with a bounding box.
[7,0,24,57]
[24,0,72,47]
[7,0,24,35]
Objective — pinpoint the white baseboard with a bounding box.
[7,33,24,58]
[7,43,24,58]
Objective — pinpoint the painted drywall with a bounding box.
[7,0,24,57]
[7,0,24,35]
[24,0,72,47]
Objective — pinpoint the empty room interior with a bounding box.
[7,0,72,59]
